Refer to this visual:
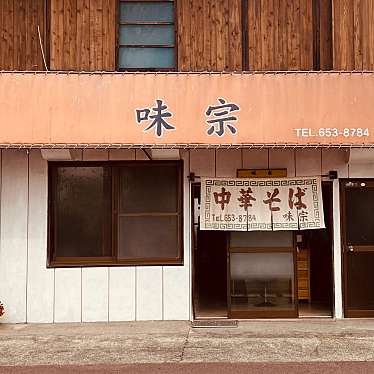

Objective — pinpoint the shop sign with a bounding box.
[2,73,374,146]
[200,177,325,231]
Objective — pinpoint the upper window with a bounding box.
[48,161,183,267]
[118,0,176,70]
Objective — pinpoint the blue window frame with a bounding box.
[118,1,176,70]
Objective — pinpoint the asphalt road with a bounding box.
[1,363,374,374]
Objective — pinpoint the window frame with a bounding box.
[48,160,184,268]
[117,0,178,71]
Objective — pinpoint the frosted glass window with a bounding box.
[118,47,174,69]
[119,164,178,213]
[118,1,175,70]
[120,2,174,23]
[230,252,295,312]
[54,167,112,258]
[230,231,293,248]
[117,162,181,263]
[119,216,179,260]
[119,25,175,46]
[49,161,183,266]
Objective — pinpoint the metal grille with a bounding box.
[0,143,373,149]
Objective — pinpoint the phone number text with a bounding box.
[211,214,256,222]
[294,128,370,137]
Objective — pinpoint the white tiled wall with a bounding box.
[0,150,28,323]
[82,268,109,322]
[27,150,54,323]
[108,267,136,321]
[54,268,82,323]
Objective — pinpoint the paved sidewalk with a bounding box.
[2,319,374,366]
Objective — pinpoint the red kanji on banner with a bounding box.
[238,188,256,211]
[263,188,281,212]
[289,187,307,210]
[213,187,231,210]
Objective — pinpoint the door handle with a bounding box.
[347,245,354,252]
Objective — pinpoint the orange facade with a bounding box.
[0,72,374,146]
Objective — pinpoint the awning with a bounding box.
[0,71,374,147]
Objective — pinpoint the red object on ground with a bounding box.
[0,363,373,374]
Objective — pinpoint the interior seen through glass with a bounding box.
[230,231,295,312]
[230,252,295,311]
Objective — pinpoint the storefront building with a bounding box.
[1,0,374,323]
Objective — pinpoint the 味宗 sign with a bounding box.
[200,177,325,231]
[1,73,374,146]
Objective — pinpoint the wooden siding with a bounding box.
[320,0,333,69]
[4,0,374,73]
[177,0,243,71]
[247,0,314,70]
[312,0,333,70]
[50,0,116,71]
[0,0,46,70]
[334,0,374,70]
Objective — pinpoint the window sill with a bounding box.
[48,257,184,268]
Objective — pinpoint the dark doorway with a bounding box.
[192,184,228,319]
[298,182,333,317]
[191,182,334,319]
[342,180,374,318]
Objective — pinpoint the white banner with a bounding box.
[200,177,325,231]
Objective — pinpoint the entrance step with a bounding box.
[191,319,238,328]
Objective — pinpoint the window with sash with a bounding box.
[48,161,183,267]
[118,0,176,70]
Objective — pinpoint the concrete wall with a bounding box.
[0,147,369,323]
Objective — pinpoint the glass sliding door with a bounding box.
[229,231,297,318]
[342,180,374,317]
